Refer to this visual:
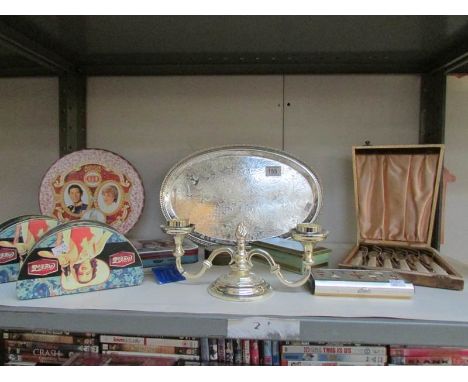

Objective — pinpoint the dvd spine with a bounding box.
[200,337,209,363]
[281,352,387,363]
[233,339,242,365]
[390,356,455,365]
[250,340,259,365]
[282,360,386,366]
[262,340,273,366]
[208,338,218,361]
[6,350,73,365]
[389,346,468,357]
[102,350,199,361]
[101,343,198,355]
[217,338,226,363]
[99,335,199,348]
[242,339,250,365]
[281,345,387,355]
[271,340,280,366]
[99,334,144,345]
[4,335,97,346]
[5,341,99,353]
[225,339,234,364]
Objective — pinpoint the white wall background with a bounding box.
[87,76,284,239]
[284,75,420,243]
[87,75,420,242]
[0,78,59,220]
[0,75,426,251]
[443,76,468,263]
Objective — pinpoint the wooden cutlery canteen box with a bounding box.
[339,144,463,290]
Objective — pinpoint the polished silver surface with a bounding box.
[160,146,322,246]
[161,220,328,302]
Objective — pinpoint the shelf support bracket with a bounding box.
[59,74,87,157]
[419,72,446,145]
[419,71,446,250]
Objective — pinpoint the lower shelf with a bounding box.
[1,244,467,347]
[2,329,467,366]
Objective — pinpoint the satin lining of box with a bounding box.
[356,153,439,243]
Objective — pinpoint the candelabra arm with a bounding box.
[247,248,312,288]
[246,248,276,268]
[176,246,235,280]
[207,246,235,264]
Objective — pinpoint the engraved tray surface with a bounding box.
[160,146,322,246]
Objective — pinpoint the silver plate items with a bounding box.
[160,146,323,246]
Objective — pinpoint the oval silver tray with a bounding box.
[160,146,322,246]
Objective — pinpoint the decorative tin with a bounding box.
[0,215,59,284]
[131,238,198,270]
[160,145,323,246]
[16,220,144,299]
[39,149,144,234]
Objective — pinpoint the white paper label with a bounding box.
[265,166,281,176]
[227,317,300,339]
[389,279,406,287]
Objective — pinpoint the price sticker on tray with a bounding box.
[227,317,300,340]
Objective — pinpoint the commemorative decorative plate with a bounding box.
[160,145,323,246]
[39,149,144,234]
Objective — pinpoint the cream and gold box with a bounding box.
[339,144,464,290]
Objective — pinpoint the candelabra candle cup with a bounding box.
[162,219,328,302]
[291,223,328,265]
[295,223,322,234]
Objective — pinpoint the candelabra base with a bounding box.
[208,271,272,302]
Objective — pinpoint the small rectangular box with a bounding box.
[131,238,199,270]
[310,269,414,299]
[252,237,330,273]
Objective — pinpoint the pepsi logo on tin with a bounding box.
[0,248,17,264]
[109,252,135,267]
[28,259,59,276]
